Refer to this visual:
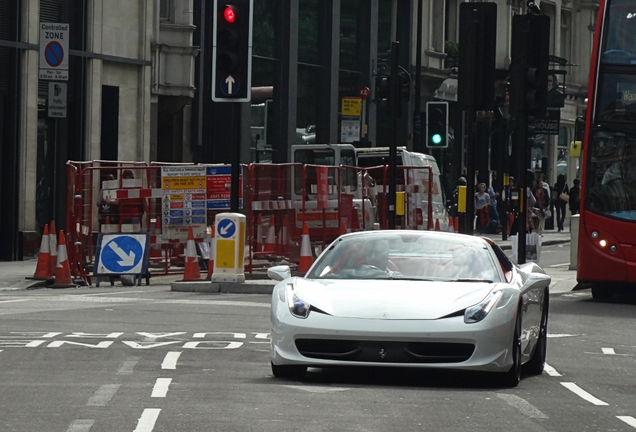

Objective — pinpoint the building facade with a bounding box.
[0,0,599,260]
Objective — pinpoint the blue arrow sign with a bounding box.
[219,75,241,96]
[100,236,144,273]
[217,219,236,238]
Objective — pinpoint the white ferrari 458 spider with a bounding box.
[268,230,550,387]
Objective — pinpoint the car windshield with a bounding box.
[307,232,500,282]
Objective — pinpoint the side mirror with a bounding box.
[267,265,291,281]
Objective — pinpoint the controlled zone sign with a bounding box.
[95,234,150,276]
[39,22,69,80]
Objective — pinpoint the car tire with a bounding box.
[591,284,613,301]
[501,305,522,387]
[271,362,307,380]
[525,291,549,375]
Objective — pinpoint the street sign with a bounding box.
[359,86,370,100]
[39,23,69,81]
[48,82,67,118]
[95,234,150,282]
[217,218,236,238]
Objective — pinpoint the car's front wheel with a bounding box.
[500,304,522,387]
[525,291,548,375]
[271,362,307,380]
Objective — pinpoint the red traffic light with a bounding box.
[223,5,237,23]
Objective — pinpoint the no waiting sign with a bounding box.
[39,22,69,81]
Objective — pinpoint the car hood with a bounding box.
[294,277,500,320]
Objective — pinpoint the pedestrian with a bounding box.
[97,173,119,225]
[553,174,569,231]
[487,172,501,231]
[534,180,549,235]
[569,178,581,215]
[474,182,491,234]
[117,169,145,228]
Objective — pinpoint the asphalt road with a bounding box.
[0,243,635,432]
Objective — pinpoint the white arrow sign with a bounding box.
[109,242,136,267]
[225,75,235,95]
[220,222,234,236]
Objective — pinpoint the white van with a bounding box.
[356,147,449,230]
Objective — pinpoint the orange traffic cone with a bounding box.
[435,219,441,231]
[49,220,57,277]
[206,226,215,280]
[298,222,313,274]
[448,216,454,232]
[52,230,76,288]
[31,224,52,280]
[255,214,263,253]
[340,221,347,235]
[263,215,276,254]
[182,227,201,281]
[278,215,290,257]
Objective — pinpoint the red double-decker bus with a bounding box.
[578,0,636,299]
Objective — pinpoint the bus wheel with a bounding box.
[591,284,613,301]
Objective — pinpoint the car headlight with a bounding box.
[464,290,503,324]
[285,283,311,319]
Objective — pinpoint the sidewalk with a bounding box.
[0,229,576,292]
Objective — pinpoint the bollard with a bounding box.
[569,214,579,270]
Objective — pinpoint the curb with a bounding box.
[171,280,276,294]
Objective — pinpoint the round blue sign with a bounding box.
[45,41,64,67]
[217,219,236,238]
[101,236,143,273]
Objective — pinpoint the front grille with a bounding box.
[295,339,474,363]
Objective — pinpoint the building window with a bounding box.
[160,0,171,22]
[561,10,571,59]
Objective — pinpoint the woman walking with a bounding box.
[554,174,569,231]
[474,182,491,234]
[534,179,549,235]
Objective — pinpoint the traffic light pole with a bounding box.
[230,103,241,212]
[387,41,400,230]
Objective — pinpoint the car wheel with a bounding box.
[271,362,307,380]
[501,305,522,387]
[525,291,548,375]
[591,284,613,301]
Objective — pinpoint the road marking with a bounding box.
[602,348,616,354]
[548,263,570,267]
[194,332,246,339]
[548,334,581,338]
[133,409,161,432]
[122,341,181,349]
[0,299,32,304]
[543,363,562,377]
[65,419,95,432]
[161,352,181,370]
[282,385,351,393]
[585,348,633,356]
[117,356,140,375]
[497,394,548,418]
[561,382,609,406]
[151,378,172,398]
[617,416,636,428]
[87,384,121,406]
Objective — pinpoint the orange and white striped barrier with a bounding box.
[278,215,290,257]
[182,227,201,281]
[206,226,215,280]
[298,222,313,274]
[32,224,52,280]
[255,213,263,253]
[262,215,276,254]
[52,230,76,288]
[49,220,57,277]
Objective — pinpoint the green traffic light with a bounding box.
[431,134,442,145]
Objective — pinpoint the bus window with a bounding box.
[601,0,636,65]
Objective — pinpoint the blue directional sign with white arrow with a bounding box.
[217,218,236,238]
[219,75,241,97]
[95,234,150,275]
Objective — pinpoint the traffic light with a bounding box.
[510,14,549,116]
[426,101,449,148]
[212,0,253,102]
[375,75,390,113]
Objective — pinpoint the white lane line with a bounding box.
[561,382,609,406]
[617,416,636,428]
[87,384,121,406]
[543,363,562,377]
[133,409,161,432]
[117,356,140,375]
[65,419,95,432]
[548,263,570,267]
[602,348,616,355]
[497,394,548,419]
[151,378,172,398]
[161,352,181,370]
